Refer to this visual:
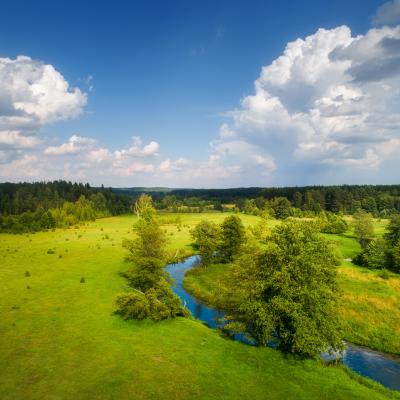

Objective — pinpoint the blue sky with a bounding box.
[1,0,399,187]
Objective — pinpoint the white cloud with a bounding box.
[0,130,41,148]
[0,56,86,126]
[114,136,159,161]
[372,0,400,26]
[2,23,400,187]
[219,25,400,182]
[86,147,112,163]
[44,135,95,155]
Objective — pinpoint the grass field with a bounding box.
[0,213,399,399]
[185,218,400,355]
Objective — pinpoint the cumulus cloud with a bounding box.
[0,55,88,175]
[218,24,400,183]
[0,130,41,149]
[372,0,400,26]
[114,136,159,161]
[45,135,95,155]
[3,23,400,187]
[0,56,86,128]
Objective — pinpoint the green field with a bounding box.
[185,218,400,355]
[0,213,398,399]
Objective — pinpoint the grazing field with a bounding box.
[0,213,398,399]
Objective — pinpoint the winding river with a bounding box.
[166,255,400,391]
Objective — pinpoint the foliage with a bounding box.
[0,181,132,233]
[133,193,156,221]
[218,215,245,262]
[354,239,390,270]
[190,220,220,265]
[190,215,245,265]
[270,197,292,219]
[391,241,400,273]
[227,220,343,357]
[384,214,400,246]
[318,211,348,234]
[353,209,375,248]
[116,195,185,321]
[141,184,400,217]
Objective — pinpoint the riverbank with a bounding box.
[175,256,400,393]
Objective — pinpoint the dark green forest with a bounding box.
[118,185,400,216]
[2,181,400,233]
[0,181,132,233]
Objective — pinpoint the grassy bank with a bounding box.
[0,213,398,399]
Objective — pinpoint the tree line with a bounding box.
[132,185,400,216]
[0,181,132,233]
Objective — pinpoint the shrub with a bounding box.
[378,269,390,280]
[115,291,150,320]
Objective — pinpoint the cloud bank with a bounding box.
[1,23,400,187]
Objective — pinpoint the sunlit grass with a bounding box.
[0,213,398,399]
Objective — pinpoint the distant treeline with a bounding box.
[0,181,132,233]
[115,185,400,216]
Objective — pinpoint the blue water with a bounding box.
[167,255,400,391]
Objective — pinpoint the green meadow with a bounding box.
[0,213,399,399]
[185,217,400,355]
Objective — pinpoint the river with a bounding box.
[166,255,400,391]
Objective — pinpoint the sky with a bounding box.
[1,0,400,188]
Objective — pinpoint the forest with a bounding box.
[0,181,131,233]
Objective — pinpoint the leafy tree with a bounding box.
[270,197,292,219]
[116,195,186,320]
[392,241,400,273]
[218,215,245,262]
[355,239,389,270]
[190,220,220,265]
[227,220,343,357]
[384,214,400,247]
[133,194,156,221]
[318,212,348,234]
[353,209,374,248]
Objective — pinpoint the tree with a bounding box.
[356,239,389,270]
[116,195,186,321]
[392,241,400,273]
[227,220,343,357]
[353,209,374,248]
[318,211,348,234]
[270,197,292,219]
[293,191,303,209]
[133,194,156,221]
[190,220,220,265]
[218,215,245,262]
[384,214,400,247]
[123,218,168,290]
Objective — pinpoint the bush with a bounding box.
[115,282,188,321]
[115,291,150,320]
[378,269,390,280]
